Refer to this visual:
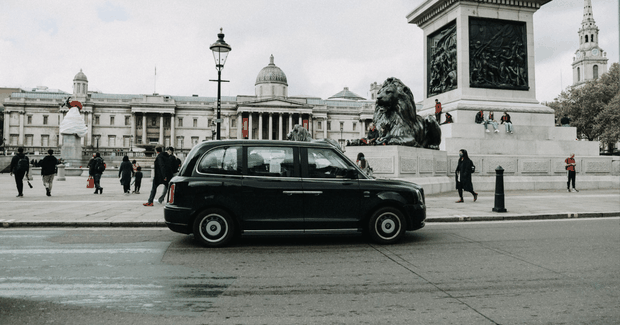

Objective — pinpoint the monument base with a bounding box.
[61,133,83,167]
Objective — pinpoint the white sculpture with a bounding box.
[59,106,88,137]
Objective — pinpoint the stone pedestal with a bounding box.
[407,0,598,157]
[344,146,448,178]
[61,133,83,167]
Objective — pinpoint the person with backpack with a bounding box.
[40,149,59,196]
[144,146,170,206]
[89,152,106,194]
[9,147,29,197]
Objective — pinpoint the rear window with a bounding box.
[247,146,296,177]
[197,146,241,175]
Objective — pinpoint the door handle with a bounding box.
[364,191,370,198]
[304,191,322,196]
[283,191,304,195]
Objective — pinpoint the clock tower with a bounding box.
[572,0,608,87]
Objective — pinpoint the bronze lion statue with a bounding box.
[373,77,441,149]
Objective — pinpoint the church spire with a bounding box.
[572,0,608,86]
[581,0,595,26]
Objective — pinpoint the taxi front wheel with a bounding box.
[193,209,236,247]
[368,207,406,245]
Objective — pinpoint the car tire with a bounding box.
[368,207,406,245]
[193,209,236,247]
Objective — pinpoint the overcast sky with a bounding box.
[1,0,618,104]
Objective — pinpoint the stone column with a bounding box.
[298,115,302,126]
[268,113,273,140]
[248,113,253,140]
[130,113,136,148]
[18,111,25,146]
[3,111,10,146]
[308,115,312,134]
[288,114,293,132]
[360,120,366,138]
[159,114,164,144]
[237,111,242,139]
[86,112,92,146]
[142,114,147,144]
[225,114,230,140]
[278,114,283,140]
[170,113,175,145]
[323,118,328,139]
[258,113,263,140]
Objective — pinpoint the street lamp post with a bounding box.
[209,28,232,140]
[340,124,344,150]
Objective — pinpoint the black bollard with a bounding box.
[492,166,507,212]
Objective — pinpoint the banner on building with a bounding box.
[303,119,309,130]
[242,118,249,138]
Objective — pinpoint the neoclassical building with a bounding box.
[3,56,378,157]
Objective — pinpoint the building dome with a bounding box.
[255,55,288,86]
[73,69,88,82]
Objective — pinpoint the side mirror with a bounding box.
[346,166,358,179]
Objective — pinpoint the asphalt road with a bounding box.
[1,218,619,324]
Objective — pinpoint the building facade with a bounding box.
[2,56,378,156]
[572,0,608,86]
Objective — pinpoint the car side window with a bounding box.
[247,147,295,177]
[307,148,349,178]
[197,146,241,175]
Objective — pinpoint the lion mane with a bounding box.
[373,77,441,149]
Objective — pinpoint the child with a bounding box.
[133,166,143,194]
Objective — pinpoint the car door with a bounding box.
[301,147,361,230]
[241,145,304,230]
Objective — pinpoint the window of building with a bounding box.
[10,135,18,145]
[108,135,116,147]
[43,115,48,125]
[577,67,581,81]
[177,136,184,148]
[178,117,183,127]
[25,135,33,146]
[593,65,599,79]
[125,116,130,126]
[191,137,199,146]
[353,122,357,131]
[232,118,237,128]
[193,118,198,128]
[123,136,131,147]
[585,35,588,42]
[110,116,115,125]
[197,146,241,175]
[41,135,49,147]
[27,115,32,124]
[340,121,344,130]
[94,115,100,125]
[318,121,322,130]
[151,117,157,126]
[164,118,170,127]
[137,118,142,127]
[328,121,332,131]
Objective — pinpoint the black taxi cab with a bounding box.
[164,140,426,247]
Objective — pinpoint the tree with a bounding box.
[548,62,620,147]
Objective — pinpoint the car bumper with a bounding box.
[404,203,426,231]
[164,205,194,234]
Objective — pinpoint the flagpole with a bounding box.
[154,66,157,94]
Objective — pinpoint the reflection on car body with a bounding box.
[164,140,426,247]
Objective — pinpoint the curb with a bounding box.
[2,212,619,228]
[426,211,620,223]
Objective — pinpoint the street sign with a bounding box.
[213,119,223,123]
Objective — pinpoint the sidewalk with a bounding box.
[0,174,618,227]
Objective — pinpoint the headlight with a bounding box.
[415,189,425,204]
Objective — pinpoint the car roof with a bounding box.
[194,139,335,150]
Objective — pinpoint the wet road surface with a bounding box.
[1,219,619,324]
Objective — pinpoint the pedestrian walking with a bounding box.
[39,149,59,196]
[565,153,578,192]
[9,147,29,197]
[455,149,478,203]
[133,166,143,194]
[144,146,170,206]
[500,112,514,134]
[434,99,442,123]
[89,152,106,194]
[118,155,133,195]
[156,147,180,203]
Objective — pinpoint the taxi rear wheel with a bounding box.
[193,209,236,247]
[368,207,406,245]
